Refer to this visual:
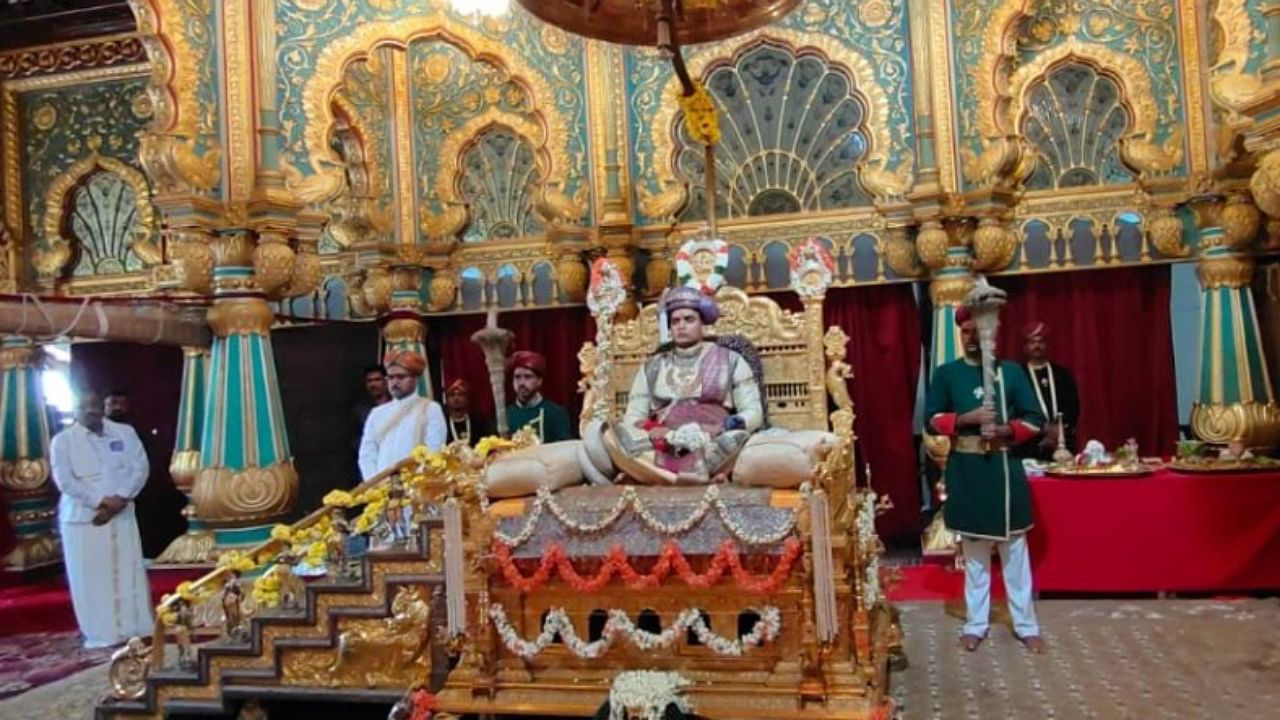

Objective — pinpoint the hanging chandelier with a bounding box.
[511,0,799,46]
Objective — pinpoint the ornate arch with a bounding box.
[294,15,570,204]
[649,27,897,198]
[971,0,1036,140]
[1009,40,1157,140]
[330,95,383,200]
[437,109,549,205]
[36,154,160,276]
[130,0,221,194]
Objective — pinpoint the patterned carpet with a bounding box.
[0,600,1276,719]
[0,631,112,700]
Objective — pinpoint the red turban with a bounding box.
[445,378,469,394]
[385,350,427,376]
[954,306,973,326]
[1022,321,1048,339]
[508,350,546,376]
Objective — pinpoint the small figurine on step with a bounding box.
[328,507,355,581]
[171,596,196,670]
[384,474,411,547]
[221,570,248,641]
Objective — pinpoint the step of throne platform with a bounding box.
[95,522,447,720]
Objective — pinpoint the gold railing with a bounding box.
[146,457,418,670]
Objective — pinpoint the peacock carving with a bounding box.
[531,180,588,226]
[637,178,689,223]
[859,150,915,203]
[1120,127,1184,178]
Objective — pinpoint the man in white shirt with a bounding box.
[358,351,446,479]
[50,391,154,649]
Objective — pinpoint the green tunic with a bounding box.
[925,358,1044,540]
[505,399,573,443]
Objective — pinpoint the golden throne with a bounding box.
[434,241,896,719]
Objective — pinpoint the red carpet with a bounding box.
[0,569,198,638]
[0,630,113,699]
[886,562,1008,602]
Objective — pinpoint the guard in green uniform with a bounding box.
[925,306,1046,653]
[505,351,573,442]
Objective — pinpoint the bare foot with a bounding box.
[959,634,984,652]
[1016,634,1046,654]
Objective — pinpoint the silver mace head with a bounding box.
[965,275,1007,328]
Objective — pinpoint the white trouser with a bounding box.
[961,533,1040,638]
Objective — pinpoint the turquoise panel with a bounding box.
[223,336,245,469]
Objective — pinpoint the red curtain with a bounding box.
[433,307,596,431]
[992,265,1179,456]
[820,286,923,540]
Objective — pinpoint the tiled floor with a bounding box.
[1,599,1276,719]
[890,599,1280,719]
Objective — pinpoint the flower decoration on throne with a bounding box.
[588,257,627,317]
[675,228,729,294]
[789,237,835,298]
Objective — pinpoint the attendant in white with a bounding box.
[50,392,154,649]
[358,351,446,479]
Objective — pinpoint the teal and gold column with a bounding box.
[190,232,298,553]
[1190,196,1280,447]
[0,337,59,570]
[919,221,975,369]
[382,267,432,398]
[155,346,214,565]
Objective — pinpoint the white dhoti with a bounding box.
[961,533,1040,638]
[62,507,154,648]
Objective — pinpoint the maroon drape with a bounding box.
[821,287,922,540]
[433,307,596,431]
[992,266,1179,456]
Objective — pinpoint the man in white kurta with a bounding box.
[50,392,153,649]
[358,351,447,479]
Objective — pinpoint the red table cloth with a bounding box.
[1027,468,1280,593]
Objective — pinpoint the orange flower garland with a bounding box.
[493,537,803,595]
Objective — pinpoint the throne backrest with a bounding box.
[605,286,830,432]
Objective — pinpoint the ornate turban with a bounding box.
[385,350,427,376]
[1022,321,1048,339]
[662,285,719,325]
[954,306,973,326]
[508,350,546,376]
[445,378,470,394]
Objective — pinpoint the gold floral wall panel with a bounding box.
[18,77,159,280]
[130,0,223,197]
[951,0,1188,189]
[275,2,590,232]
[627,0,914,225]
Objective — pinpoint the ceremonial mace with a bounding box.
[471,307,514,437]
[965,277,1008,450]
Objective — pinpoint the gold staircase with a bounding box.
[96,463,448,719]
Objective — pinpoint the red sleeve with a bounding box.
[929,413,957,437]
[1009,419,1039,445]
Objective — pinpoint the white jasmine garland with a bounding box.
[491,484,803,548]
[609,671,693,720]
[857,490,883,606]
[488,603,781,659]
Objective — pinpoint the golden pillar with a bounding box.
[0,337,59,570]
[155,346,214,565]
[1188,195,1280,447]
[190,232,300,553]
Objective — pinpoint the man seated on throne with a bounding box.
[608,286,764,484]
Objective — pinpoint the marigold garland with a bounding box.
[493,537,802,595]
